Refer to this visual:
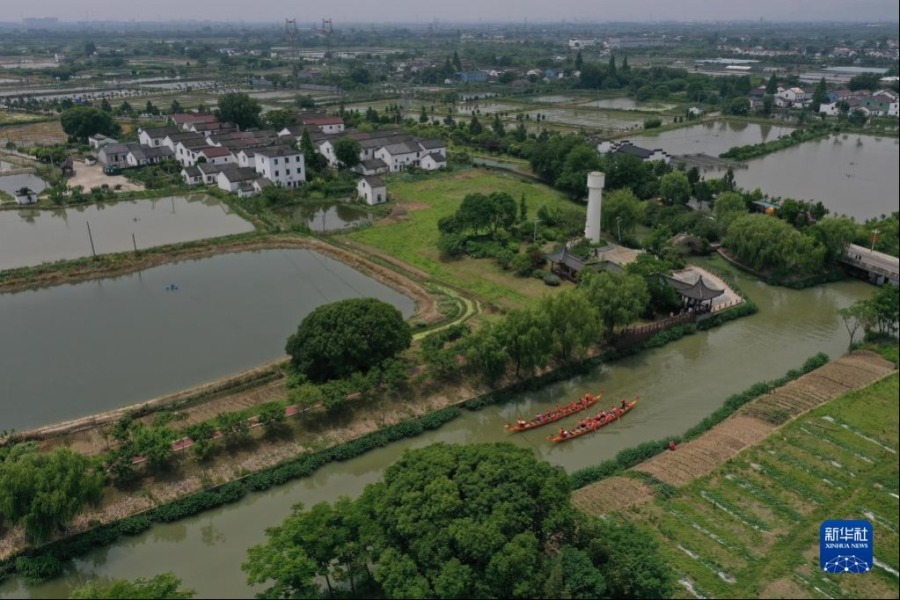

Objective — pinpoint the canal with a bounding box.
[0,257,874,598]
[0,249,415,431]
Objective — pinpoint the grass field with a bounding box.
[624,374,899,599]
[345,168,585,310]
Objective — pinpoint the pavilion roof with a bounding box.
[666,275,725,301]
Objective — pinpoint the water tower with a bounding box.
[584,171,605,244]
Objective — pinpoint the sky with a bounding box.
[14,0,900,24]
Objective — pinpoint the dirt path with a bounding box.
[571,351,896,516]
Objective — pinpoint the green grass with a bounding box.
[345,168,585,310]
[625,374,900,599]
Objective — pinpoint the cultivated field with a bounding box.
[0,119,66,146]
[575,356,898,599]
[345,168,585,310]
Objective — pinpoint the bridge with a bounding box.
[841,244,899,287]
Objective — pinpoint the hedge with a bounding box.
[0,406,461,584]
[567,352,830,490]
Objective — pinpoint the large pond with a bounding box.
[734,134,900,222]
[0,195,255,271]
[627,120,796,157]
[0,249,415,431]
[577,97,676,112]
[0,259,874,598]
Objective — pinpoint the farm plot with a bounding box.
[0,120,66,146]
[628,373,899,599]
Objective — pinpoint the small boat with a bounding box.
[505,392,602,432]
[547,397,639,443]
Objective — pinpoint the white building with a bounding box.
[357,175,387,205]
[216,166,260,193]
[254,146,305,188]
[419,152,446,171]
[195,146,236,166]
[777,86,813,108]
[375,141,421,172]
[126,145,174,167]
[138,126,180,148]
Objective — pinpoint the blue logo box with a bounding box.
[820,520,873,573]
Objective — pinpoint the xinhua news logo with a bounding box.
[820,520,873,574]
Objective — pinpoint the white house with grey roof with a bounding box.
[126,144,174,167]
[375,141,422,172]
[216,166,260,193]
[138,126,181,148]
[254,145,305,188]
[357,175,387,205]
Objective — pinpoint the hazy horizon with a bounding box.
[7,0,899,25]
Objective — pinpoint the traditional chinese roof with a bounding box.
[666,275,725,301]
[545,247,587,272]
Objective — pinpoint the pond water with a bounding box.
[533,107,643,131]
[734,134,900,222]
[0,249,415,431]
[0,195,255,272]
[627,121,797,156]
[0,173,47,196]
[577,97,676,112]
[0,259,873,598]
[278,202,373,233]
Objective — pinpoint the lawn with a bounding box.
[624,374,899,599]
[345,168,585,310]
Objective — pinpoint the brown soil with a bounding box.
[570,476,656,515]
[577,350,896,515]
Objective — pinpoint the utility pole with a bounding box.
[86,221,96,258]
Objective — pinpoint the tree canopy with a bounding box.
[725,214,824,275]
[244,443,673,599]
[334,137,362,169]
[60,106,120,141]
[214,92,262,130]
[285,298,411,383]
[0,446,104,542]
[70,572,194,599]
[580,271,650,339]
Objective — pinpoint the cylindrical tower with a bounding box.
[584,171,605,244]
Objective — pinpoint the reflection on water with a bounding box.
[734,134,899,221]
[0,195,255,271]
[0,258,875,599]
[628,121,796,156]
[289,202,373,233]
[0,249,415,431]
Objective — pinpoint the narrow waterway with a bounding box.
[0,249,415,431]
[0,258,875,598]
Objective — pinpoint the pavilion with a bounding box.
[664,275,725,312]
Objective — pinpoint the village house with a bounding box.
[171,112,218,132]
[352,158,390,176]
[126,144,174,167]
[596,140,671,164]
[195,146,236,166]
[300,114,345,134]
[88,133,117,150]
[419,152,447,171]
[254,146,305,188]
[357,175,387,205]
[776,86,813,108]
[375,141,422,172]
[138,126,181,148]
[181,166,203,186]
[237,148,257,168]
[216,165,260,193]
[97,142,130,168]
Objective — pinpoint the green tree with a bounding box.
[765,73,779,95]
[364,443,577,599]
[725,214,825,275]
[809,216,859,265]
[333,137,362,169]
[811,77,828,111]
[867,284,900,337]
[0,446,104,542]
[541,290,601,363]
[60,106,119,141]
[580,271,650,339]
[495,308,551,377]
[419,106,429,123]
[452,50,462,72]
[602,188,643,240]
[575,50,584,71]
[264,108,297,130]
[464,324,509,384]
[713,190,748,234]
[555,145,603,197]
[214,92,262,130]
[286,298,412,382]
[491,114,505,137]
[169,99,183,114]
[659,171,692,205]
[70,572,194,599]
[99,98,112,112]
[468,114,483,135]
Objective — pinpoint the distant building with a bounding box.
[459,71,489,83]
[254,145,305,188]
[596,140,671,164]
